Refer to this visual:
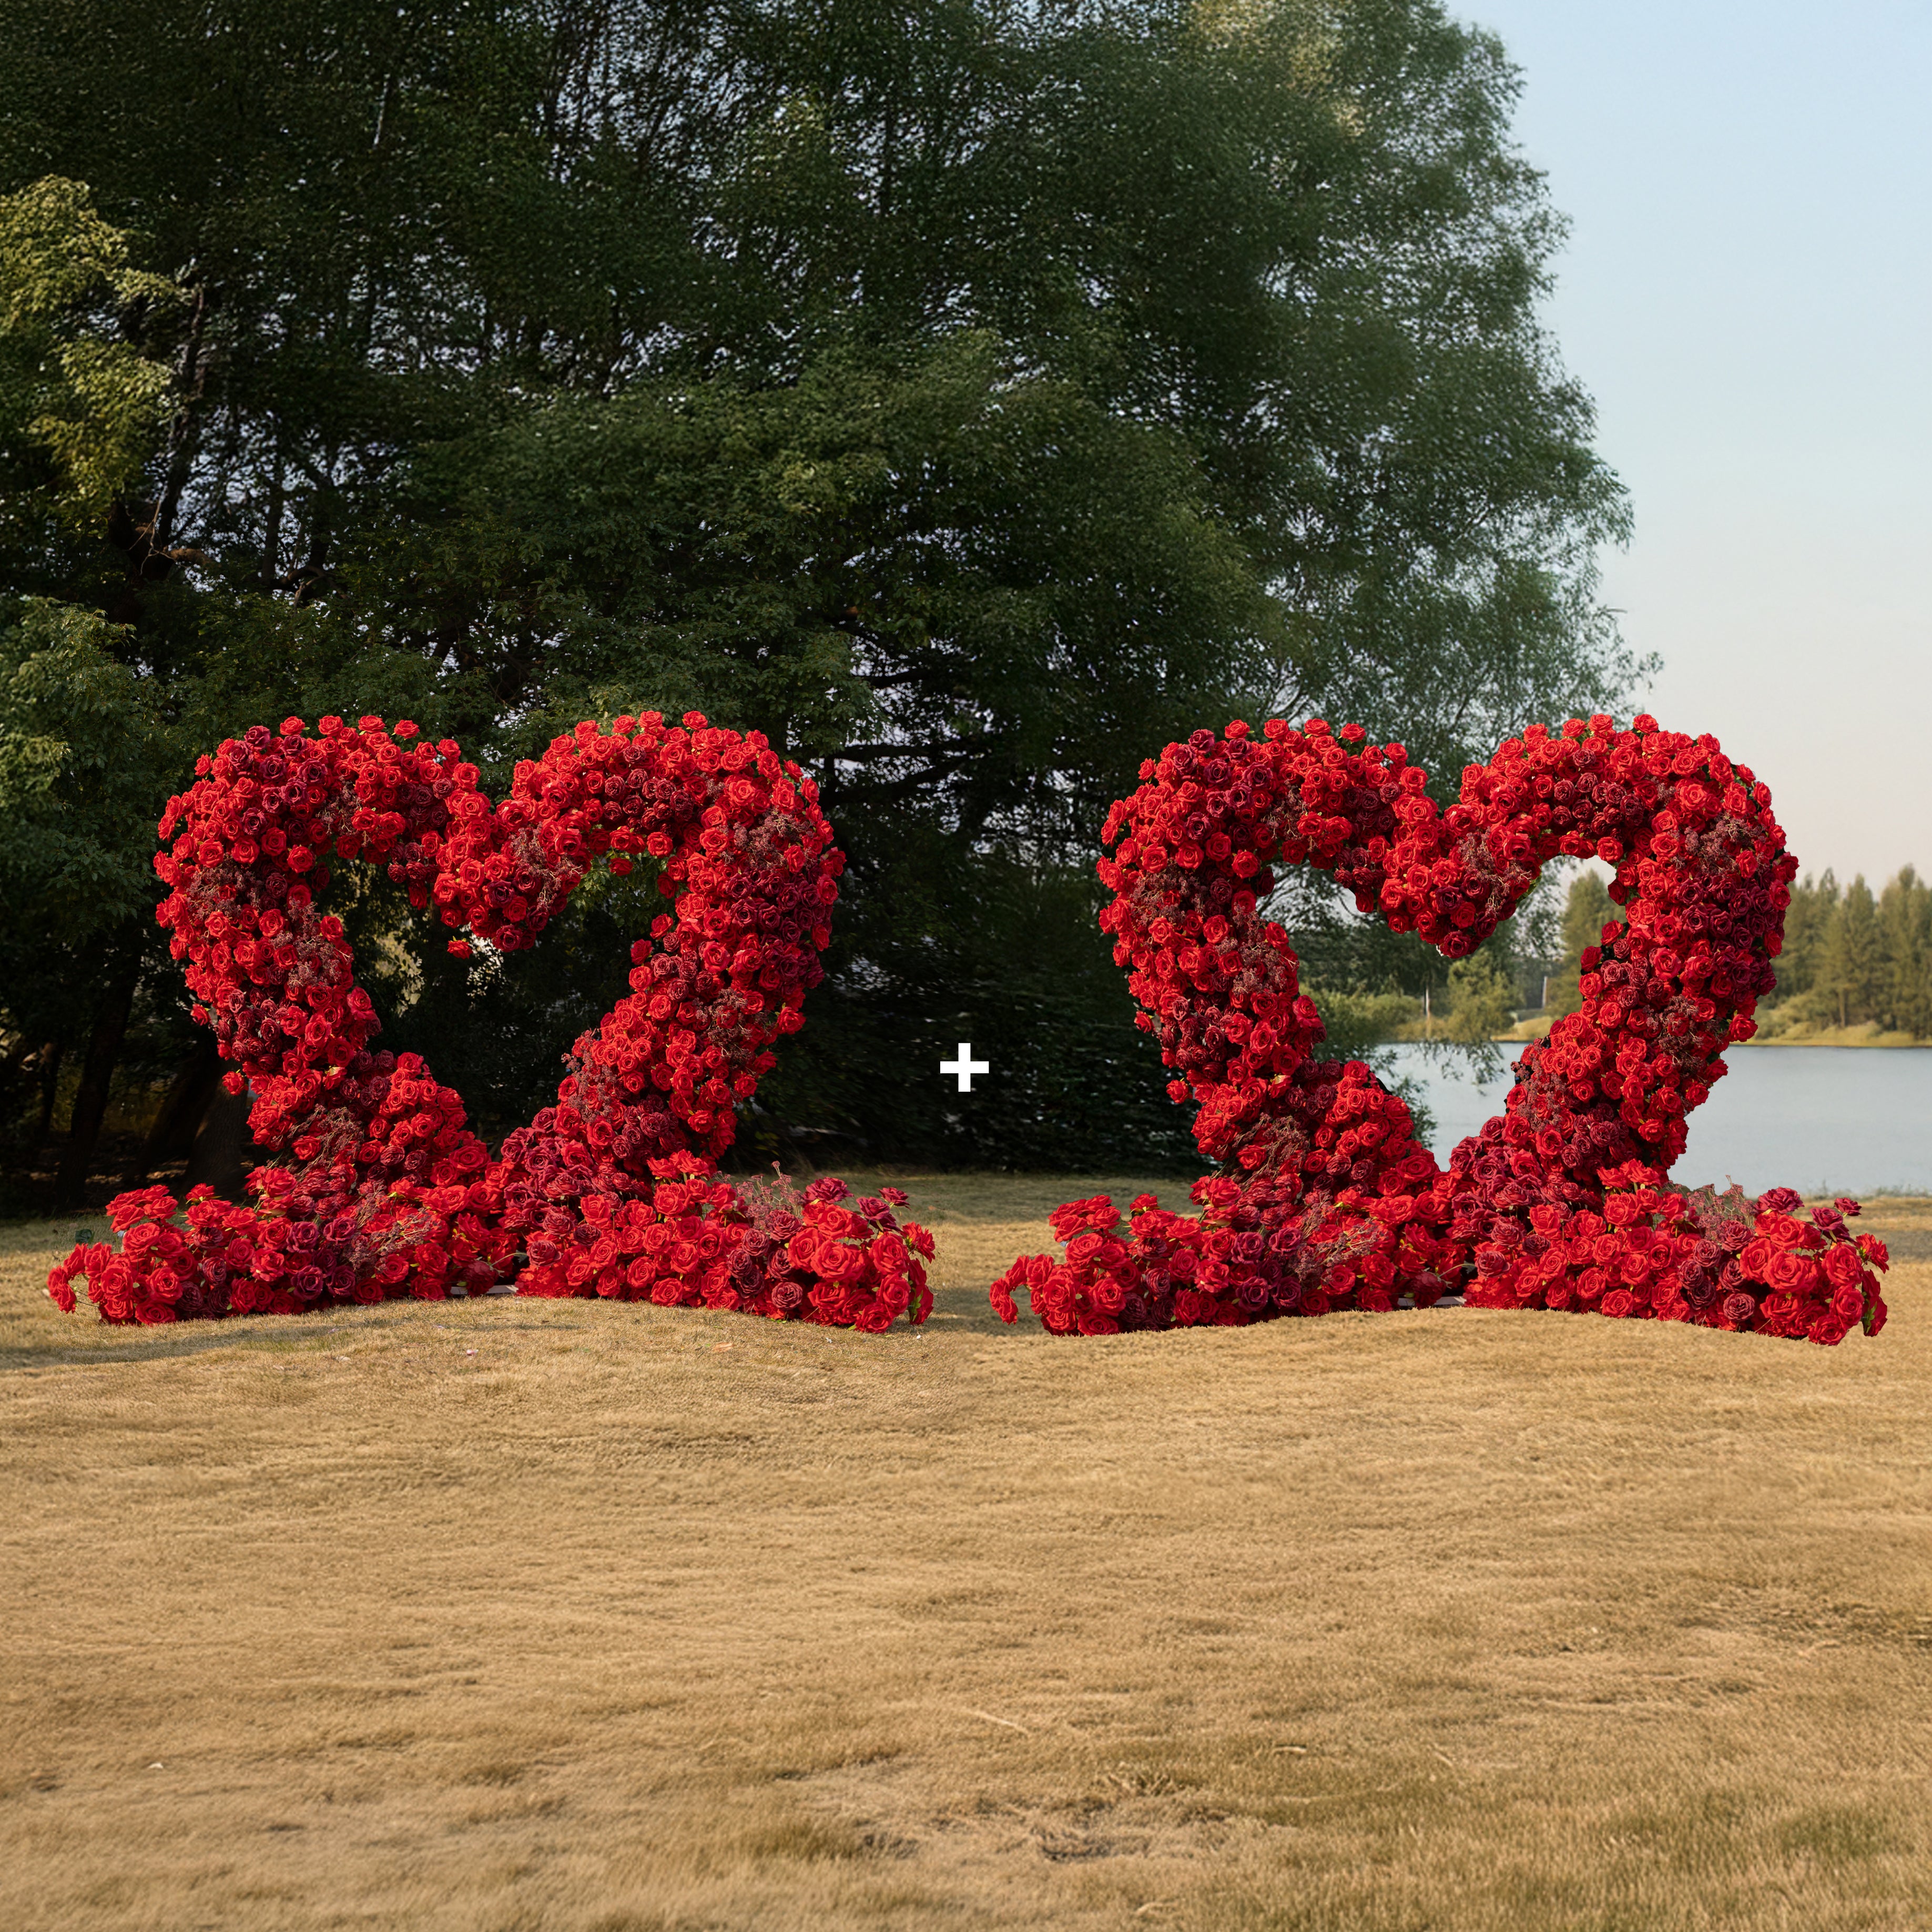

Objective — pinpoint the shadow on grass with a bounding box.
[12,1181,1928,1371]
[2,1171,1192,1368]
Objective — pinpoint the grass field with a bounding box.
[4,1176,1930,1931]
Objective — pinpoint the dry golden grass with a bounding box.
[4,1176,1931,1932]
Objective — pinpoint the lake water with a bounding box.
[1379,1043,1932,1197]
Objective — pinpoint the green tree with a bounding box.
[1877,868,1932,1038]
[1442,950,1511,1043]
[0,177,180,585]
[1543,868,1620,1017]
[0,0,1638,1189]
[0,601,186,1199]
[1770,869,1839,1011]
[1816,875,1883,1031]
[0,182,190,1198]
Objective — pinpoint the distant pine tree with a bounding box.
[1877,868,1932,1036]
[1772,869,1838,1009]
[1443,951,1512,1043]
[1817,876,1883,1029]
[1546,870,1622,1017]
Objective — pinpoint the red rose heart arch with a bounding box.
[48,712,935,1329]
[49,708,1888,1347]
[988,713,1888,1344]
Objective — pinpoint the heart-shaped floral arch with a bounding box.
[49,707,1887,1347]
[48,711,933,1330]
[988,713,1889,1344]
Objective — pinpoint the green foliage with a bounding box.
[1765,869,1932,1036]
[1713,867,1932,1039]
[0,599,185,1107]
[729,846,1198,1170]
[1816,875,1883,1030]
[1299,985,1425,1060]
[1561,869,1618,959]
[1545,868,1621,1017]
[1440,950,1512,1044]
[0,600,175,933]
[0,179,178,573]
[1876,869,1932,1039]
[1772,868,1838,1010]
[0,0,1642,1185]
[356,334,1278,795]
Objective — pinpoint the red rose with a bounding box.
[1763,1250,1817,1295]
[1821,1243,1864,1290]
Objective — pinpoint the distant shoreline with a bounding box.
[1734,1036,1932,1050]
[1449,1019,1932,1050]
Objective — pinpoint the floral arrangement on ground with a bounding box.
[989,714,1888,1345]
[48,708,1886,1347]
[47,713,932,1330]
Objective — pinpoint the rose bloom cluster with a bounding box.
[992,713,1888,1344]
[47,713,930,1329]
[1467,1173,1886,1346]
[989,1167,1464,1333]
[514,1172,933,1331]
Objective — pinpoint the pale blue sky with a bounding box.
[1462,1,1931,886]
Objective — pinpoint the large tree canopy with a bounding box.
[0,0,1633,1197]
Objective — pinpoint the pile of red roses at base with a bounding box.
[992,711,1889,1345]
[1467,1173,1885,1344]
[991,1170,1888,1345]
[46,711,931,1330]
[989,1167,1465,1336]
[45,1170,934,1333]
[512,1172,932,1330]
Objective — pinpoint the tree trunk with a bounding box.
[184,1081,251,1202]
[53,952,143,1208]
[0,1034,37,1141]
[29,1041,65,1160]
[152,281,210,550]
[124,1034,223,1188]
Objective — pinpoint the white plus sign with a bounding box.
[940,1042,990,1092]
